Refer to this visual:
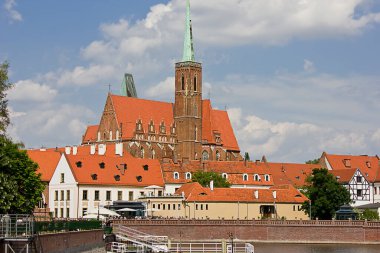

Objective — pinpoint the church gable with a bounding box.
[98,94,120,142]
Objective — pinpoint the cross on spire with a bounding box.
[182,0,195,62]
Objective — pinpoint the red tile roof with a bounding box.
[176,182,307,203]
[27,149,62,182]
[83,125,99,143]
[267,163,321,187]
[323,153,380,183]
[162,160,274,186]
[65,153,165,187]
[330,169,358,184]
[202,100,240,151]
[110,95,174,139]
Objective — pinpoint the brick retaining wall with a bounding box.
[113,219,380,244]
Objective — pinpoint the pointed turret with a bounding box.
[182,0,195,62]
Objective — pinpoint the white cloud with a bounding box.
[146,76,175,98]
[303,59,316,72]
[7,80,57,102]
[4,0,22,22]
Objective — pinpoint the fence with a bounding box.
[34,219,102,233]
[0,214,34,238]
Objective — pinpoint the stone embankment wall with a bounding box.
[113,219,380,244]
[38,229,104,253]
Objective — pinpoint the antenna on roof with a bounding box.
[105,84,112,93]
[225,105,228,111]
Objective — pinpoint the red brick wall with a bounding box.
[113,219,380,243]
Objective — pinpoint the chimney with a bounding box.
[181,191,185,198]
[65,146,71,155]
[115,142,123,156]
[254,190,259,199]
[272,191,277,199]
[98,144,106,155]
[90,144,96,155]
[255,160,260,165]
[210,180,214,191]
[72,146,78,155]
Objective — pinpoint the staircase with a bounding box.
[113,225,169,252]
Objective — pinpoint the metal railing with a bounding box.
[0,214,34,239]
[114,225,169,252]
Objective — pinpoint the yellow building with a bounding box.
[141,182,309,220]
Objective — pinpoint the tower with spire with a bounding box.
[174,0,203,160]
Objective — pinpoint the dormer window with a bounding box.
[254,174,260,181]
[343,159,351,167]
[243,174,248,181]
[171,126,176,134]
[143,165,149,171]
[185,172,192,180]
[160,122,166,134]
[76,161,82,168]
[114,175,120,181]
[99,162,105,169]
[91,174,98,180]
[173,172,179,180]
[222,173,228,179]
[136,176,143,182]
[366,161,371,168]
[137,120,142,131]
[264,174,270,182]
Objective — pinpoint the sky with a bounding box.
[1,0,380,163]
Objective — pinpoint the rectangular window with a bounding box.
[129,191,134,201]
[293,205,296,211]
[140,191,144,197]
[55,191,58,201]
[298,205,302,211]
[173,204,176,210]
[153,204,156,208]
[60,173,65,183]
[67,190,70,201]
[66,208,70,218]
[118,191,122,201]
[201,204,203,210]
[55,208,58,218]
[163,204,166,210]
[206,204,208,210]
[178,204,181,210]
[83,190,88,200]
[375,187,377,195]
[106,191,111,201]
[158,204,161,210]
[168,204,171,210]
[94,190,100,201]
[196,204,198,210]
[60,208,64,218]
[357,176,362,183]
[357,189,363,197]
[61,190,64,201]
[82,208,87,217]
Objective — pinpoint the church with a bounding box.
[82,0,241,162]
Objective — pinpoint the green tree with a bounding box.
[0,136,45,214]
[0,61,13,134]
[301,168,350,220]
[192,171,231,188]
[359,209,379,220]
[305,158,320,164]
[244,152,250,161]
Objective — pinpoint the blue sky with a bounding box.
[2,0,380,162]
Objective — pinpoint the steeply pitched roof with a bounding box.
[83,125,99,143]
[176,182,307,203]
[330,168,359,184]
[65,153,165,187]
[323,153,379,183]
[202,100,240,151]
[27,149,62,182]
[162,160,274,186]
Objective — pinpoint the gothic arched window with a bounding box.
[195,126,198,140]
[140,147,144,158]
[216,150,221,161]
[243,174,248,181]
[181,75,185,90]
[185,172,192,180]
[194,76,197,91]
[202,151,209,161]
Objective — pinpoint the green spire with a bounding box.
[182,0,195,62]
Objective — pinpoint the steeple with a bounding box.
[182,0,195,62]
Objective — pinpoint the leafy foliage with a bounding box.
[305,158,320,164]
[0,135,45,214]
[192,171,231,188]
[359,209,379,220]
[0,62,13,134]
[301,168,351,220]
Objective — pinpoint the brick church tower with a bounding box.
[174,0,202,160]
